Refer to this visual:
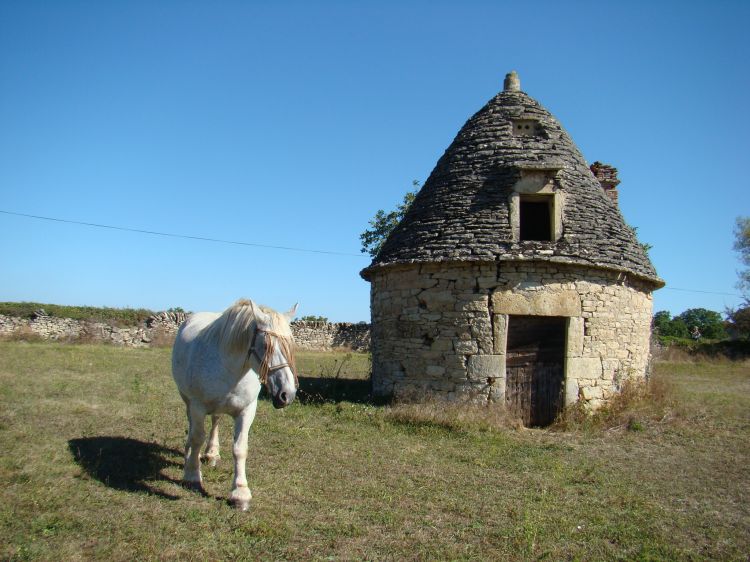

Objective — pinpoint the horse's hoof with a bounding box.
[205,455,220,468]
[182,480,205,493]
[229,487,252,511]
[232,498,251,512]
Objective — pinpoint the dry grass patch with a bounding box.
[0,326,44,343]
[385,400,523,433]
[555,372,678,433]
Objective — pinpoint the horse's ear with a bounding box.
[249,301,271,327]
[285,303,299,321]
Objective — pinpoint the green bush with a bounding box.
[295,315,329,323]
[0,302,157,327]
[657,335,750,359]
[657,335,697,347]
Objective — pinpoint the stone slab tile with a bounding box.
[491,290,582,316]
[566,316,584,358]
[566,357,603,380]
[467,354,505,381]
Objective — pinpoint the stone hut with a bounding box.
[360,71,663,426]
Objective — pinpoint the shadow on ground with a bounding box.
[68,436,186,500]
[296,375,374,404]
[258,375,376,405]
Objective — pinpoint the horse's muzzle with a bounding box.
[272,390,295,409]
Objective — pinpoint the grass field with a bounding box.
[0,342,748,561]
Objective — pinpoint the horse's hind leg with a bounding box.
[202,415,221,467]
[182,401,206,490]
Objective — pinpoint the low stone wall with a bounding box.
[0,311,371,352]
[291,321,370,352]
[0,311,187,348]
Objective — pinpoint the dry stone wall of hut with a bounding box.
[369,261,653,410]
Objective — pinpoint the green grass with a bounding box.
[0,342,748,561]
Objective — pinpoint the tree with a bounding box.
[675,308,727,340]
[652,310,689,338]
[653,308,728,340]
[668,317,690,339]
[734,216,750,300]
[726,305,750,339]
[360,181,419,258]
[652,310,673,335]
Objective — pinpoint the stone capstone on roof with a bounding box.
[361,80,662,287]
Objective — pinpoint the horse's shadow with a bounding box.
[68,436,188,500]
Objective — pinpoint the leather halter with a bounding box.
[248,327,296,384]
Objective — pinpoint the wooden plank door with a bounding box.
[505,316,566,427]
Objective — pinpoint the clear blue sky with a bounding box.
[1,1,748,321]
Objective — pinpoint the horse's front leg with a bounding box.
[202,414,221,467]
[228,401,258,511]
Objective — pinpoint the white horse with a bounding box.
[172,298,298,510]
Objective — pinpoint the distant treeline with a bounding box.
[653,306,750,358]
[653,308,727,340]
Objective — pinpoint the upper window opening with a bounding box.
[520,196,552,241]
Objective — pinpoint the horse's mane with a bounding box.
[204,299,294,358]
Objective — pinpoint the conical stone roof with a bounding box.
[361,73,662,287]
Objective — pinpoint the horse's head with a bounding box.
[250,303,298,409]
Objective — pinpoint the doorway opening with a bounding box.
[505,315,566,427]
